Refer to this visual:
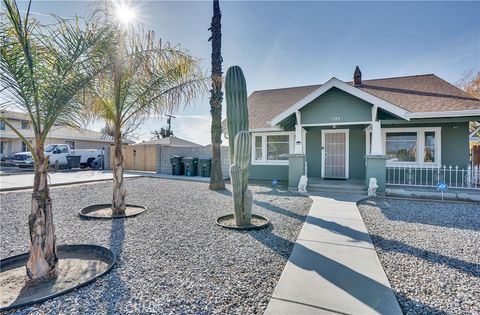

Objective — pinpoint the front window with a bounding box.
[267,135,289,160]
[21,141,27,152]
[252,133,293,164]
[366,127,441,166]
[424,132,435,163]
[385,132,417,162]
[21,121,30,129]
[254,136,262,161]
[0,121,5,130]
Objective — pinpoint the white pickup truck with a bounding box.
[12,144,102,168]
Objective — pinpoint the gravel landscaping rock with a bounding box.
[358,197,480,315]
[0,177,311,314]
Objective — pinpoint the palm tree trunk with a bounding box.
[26,136,58,281]
[209,0,226,191]
[112,127,127,214]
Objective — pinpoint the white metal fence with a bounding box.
[386,165,480,190]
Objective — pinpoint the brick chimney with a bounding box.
[353,66,362,86]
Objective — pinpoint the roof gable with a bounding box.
[300,87,373,125]
[270,77,409,126]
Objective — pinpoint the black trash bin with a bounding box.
[170,155,184,175]
[199,158,212,177]
[183,157,199,176]
[66,155,81,169]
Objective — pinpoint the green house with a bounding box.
[245,67,480,191]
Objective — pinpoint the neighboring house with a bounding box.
[138,137,203,147]
[242,67,480,191]
[0,110,123,159]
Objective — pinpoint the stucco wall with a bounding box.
[158,145,230,176]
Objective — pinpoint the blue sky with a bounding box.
[13,1,480,144]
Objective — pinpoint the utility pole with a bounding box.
[165,114,176,136]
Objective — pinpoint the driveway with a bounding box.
[0,170,141,191]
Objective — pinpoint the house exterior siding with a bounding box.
[300,88,372,125]
[381,121,470,168]
[249,164,289,181]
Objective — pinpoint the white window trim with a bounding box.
[321,129,350,178]
[365,127,442,167]
[251,132,294,165]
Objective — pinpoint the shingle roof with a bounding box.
[248,84,321,129]
[135,137,202,147]
[248,74,480,129]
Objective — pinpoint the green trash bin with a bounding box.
[183,157,198,176]
[66,155,81,169]
[199,158,212,177]
[170,155,184,175]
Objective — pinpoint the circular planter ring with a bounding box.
[0,244,116,312]
[216,214,270,230]
[79,204,146,219]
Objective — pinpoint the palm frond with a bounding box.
[1,0,112,157]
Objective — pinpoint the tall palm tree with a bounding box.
[208,0,225,190]
[0,0,110,281]
[87,24,207,214]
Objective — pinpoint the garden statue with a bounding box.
[298,175,308,193]
[368,177,378,197]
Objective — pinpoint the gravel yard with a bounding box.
[0,177,311,314]
[357,197,480,315]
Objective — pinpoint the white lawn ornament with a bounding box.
[298,175,308,193]
[368,177,378,197]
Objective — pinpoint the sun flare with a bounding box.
[114,1,137,26]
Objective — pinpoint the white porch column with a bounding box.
[370,105,383,155]
[294,111,303,154]
[371,121,383,155]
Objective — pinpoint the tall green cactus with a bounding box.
[226,66,252,226]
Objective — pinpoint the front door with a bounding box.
[321,130,349,179]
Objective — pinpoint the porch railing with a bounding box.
[386,165,480,190]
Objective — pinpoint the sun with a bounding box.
[114,1,137,26]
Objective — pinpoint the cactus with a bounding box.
[226,66,252,226]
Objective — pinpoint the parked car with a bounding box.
[11,144,101,169]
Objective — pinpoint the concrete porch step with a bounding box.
[306,178,367,194]
[307,186,367,194]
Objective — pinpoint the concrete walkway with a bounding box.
[0,170,211,191]
[265,192,402,315]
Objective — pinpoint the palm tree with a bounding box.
[86,23,207,214]
[0,0,109,281]
[208,0,226,190]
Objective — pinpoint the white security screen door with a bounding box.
[322,130,349,179]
